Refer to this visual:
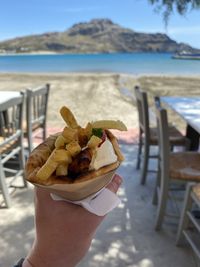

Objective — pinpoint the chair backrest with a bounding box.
[134,86,150,138]
[0,93,24,149]
[26,84,50,135]
[155,96,171,184]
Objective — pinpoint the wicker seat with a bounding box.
[193,183,200,198]
[24,84,50,154]
[154,103,200,230]
[134,86,190,185]
[170,152,200,181]
[0,93,27,208]
[176,183,200,261]
[0,137,19,154]
[150,125,188,146]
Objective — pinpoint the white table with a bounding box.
[0,91,21,105]
[161,96,200,150]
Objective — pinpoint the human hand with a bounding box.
[23,174,122,267]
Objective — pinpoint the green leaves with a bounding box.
[92,128,103,138]
[148,0,200,24]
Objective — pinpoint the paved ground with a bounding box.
[0,140,199,267]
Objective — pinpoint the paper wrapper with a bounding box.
[25,131,123,201]
[51,187,121,216]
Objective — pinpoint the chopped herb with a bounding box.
[92,128,103,138]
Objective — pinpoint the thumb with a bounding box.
[106,174,123,193]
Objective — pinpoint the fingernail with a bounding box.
[115,175,122,185]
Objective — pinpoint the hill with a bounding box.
[0,19,198,54]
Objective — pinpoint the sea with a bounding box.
[0,52,200,75]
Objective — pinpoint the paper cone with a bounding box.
[25,131,123,201]
[33,169,116,201]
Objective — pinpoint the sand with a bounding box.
[0,72,200,132]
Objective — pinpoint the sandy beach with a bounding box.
[0,73,138,128]
[0,72,200,135]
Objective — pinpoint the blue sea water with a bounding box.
[0,52,200,75]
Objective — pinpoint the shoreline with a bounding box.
[0,71,200,78]
[0,51,179,56]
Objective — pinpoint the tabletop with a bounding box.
[0,91,21,105]
[161,96,200,134]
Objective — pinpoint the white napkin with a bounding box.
[51,188,121,216]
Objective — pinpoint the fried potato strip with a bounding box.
[91,120,127,131]
[87,135,102,149]
[60,106,79,129]
[36,149,71,180]
[55,135,67,149]
[66,141,81,157]
[56,163,68,176]
[62,127,78,143]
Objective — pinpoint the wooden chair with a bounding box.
[24,84,50,154]
[134,86,189,185]
[0,93,27,208]
[154,101,200,230]
[176,183,200,261]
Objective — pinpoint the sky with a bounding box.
[0,0,200,49]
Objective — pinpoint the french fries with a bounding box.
[77,127,89,147]
[87,135,102,149]
[85,122,93,137]
[91,120,127,131]
[62,127,78,143]
[36,149,71,180]
[60,106,78,129]
[66,141,81,157]
[55,135,67,149]
[56,163,68,176]
[36,105,127,182]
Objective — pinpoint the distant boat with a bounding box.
[172,51,200,60]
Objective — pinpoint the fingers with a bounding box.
[106,174,123,193]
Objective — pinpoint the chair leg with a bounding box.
[19,144,28,188]
[140,141,149,185]
[0,160,11,208]
[43,123,47,141]
[152,163,160,206]
[155,179,169,231]
[27,129,33,154]
[136,132,142,170]
[185,138,191,151]
[176,183,194,246]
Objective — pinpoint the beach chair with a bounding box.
[134,87,190,185]
[0,92,27,208]
[24,84,50,154]
[154,102,200,230]
[176,183,200,261]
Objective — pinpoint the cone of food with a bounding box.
[25,106,127,201]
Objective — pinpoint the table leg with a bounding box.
[186,125,200,151]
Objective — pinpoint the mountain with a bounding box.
[0,19,198,54]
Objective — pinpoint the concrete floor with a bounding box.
[0,143,199,267]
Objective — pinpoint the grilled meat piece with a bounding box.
[68,148,93,178]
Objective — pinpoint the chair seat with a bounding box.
[23,120,43,136]
[170,152,200,182]
[0,137,19,154]
[150,125,188,146]
[192,184,200,200]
